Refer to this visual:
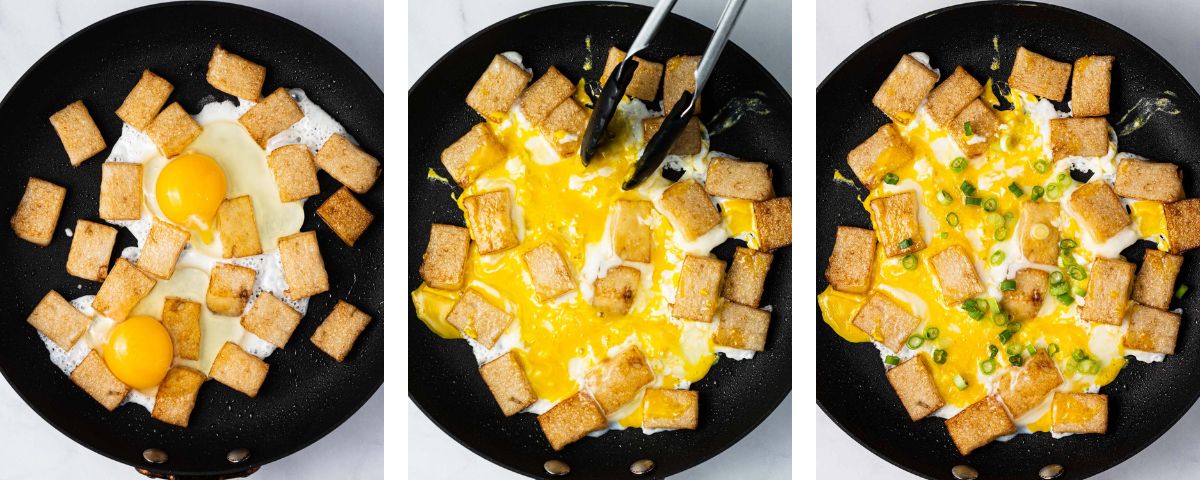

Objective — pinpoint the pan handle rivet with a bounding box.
[631,459,655,475]
[227,448,251,464]
[1039,464,1064,479]
[544,459,570,476]
[952,465,978,480]
[142,448,168,464]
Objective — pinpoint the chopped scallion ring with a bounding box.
[1057,293,1075,305]
[1068,265,1087,281]
[1048,343,1060,356]
[898,238,914,250]
[1059,238,1078,249]
[1050,271,1064,284]
[925,327,940,340]
[1077,358,1099,375]
[1006,343,1022,356]
[1009,354,1025,367]
[882,172,900,185]
[1072,349,1087,361]
[990,250,1006,265]
[988,344,999,358]
[937,190,953,205]
[907,335,925,349]
[1049,282,1069,296]
[1007,321,1022,333]
[933,349,947,364]
[994,226,1009,241]
[987,213,1004,228]
[1046,183,1061,200]
[1031,185,1045,201]
[946,212,960,226]
[999,329,1014,344]
[960,180,977,195]
[1000,279,1017,291]
[953,374,968,390]
[1008,182,1024,197]
[964,121,974,137]
[951,157,968,173]
[982,197,998,212]
[885,355,900,365]
[981,359,997,374]
[1027,345,1037,355]
[1177,284,1190,299]
[993,312,1009,326]
[1034,159,1049,173]
[902,254,918,270]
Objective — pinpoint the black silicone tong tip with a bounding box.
[580,60,639,165]
[623,90,695,190]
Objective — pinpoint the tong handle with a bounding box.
[628,0,678,57]
[623,91,694,190]
[692,0,746,105]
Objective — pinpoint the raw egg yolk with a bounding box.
[156,153,227,241]
[103,316,174,390]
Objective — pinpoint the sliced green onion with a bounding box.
[953,374,968,390]
[994,226,1009,241]
[1177,284,1189,299]
[946,212,960,226]
[964,121,974,137]
[1060,251,1078,267]
[1072,349,1087,361]
[951,157,968,173]
[962,299,978,311]
[907,335,925,349]
[885,355,900,365]
[1074,285,1087,297]
[937,190,953,205]
[1031,185,1045,202]
[988,344,999,358]
[1034,159,1049,173]
[1058,173,1072,187]
[967,308,985,320]
[1049,282,1070,296]
[1004,211,1016,226]
[987,213,1004,228]
[982,197,998,212]
[1057,173,1068,183]
[1057,293,1075,305]
[1059,239,1078,249]
[965,196,983,206]
[999,329,1014,344]
[925,327,940,340]
[933,349,947,364]
[990,250,1006,265]
[940,231,949,239]
[1077,358,1098,375]
[1008,182,1025,197]
[898,238,914,250]
[993,312,1009,326]
[1007,321,1022,333]
[1009,354,1025,367]
[1049,271,1064,284]
[902,254,918,270]
[882,172,900,185]
[1000,279,1017,291]
[1068,265,1087,281]
[1027,345,1037,355]
[1006,343,1023,356]
[1048,343,1060,356]
[987,298,1000,314]
[961,180,977,195]
[1046,183,1061,200]
[981,359,998,374]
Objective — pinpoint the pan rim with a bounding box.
[0,1,383,476]
[815,1,1200,478]
[407,1,791,478]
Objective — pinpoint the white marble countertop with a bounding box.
[0,1,383,479]
[408,0,791,478]
[817,1,1200,478]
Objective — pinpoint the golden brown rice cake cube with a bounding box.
[1133,248,1183,310]
[851,293,919,352]
[209,342,268,398]
[205,263,256,316]
[463,190,519,255]
[592,265,641,316]
[945,395,1016,456]
[641,116,703,156]
[278,231,330,299]
[846,123,914,189]
[754,196,792,252]
[206,45,266,101]
[146,103,202,157]
[70,351,129,411]
[1165,198,1200,253]
[660,180,721,241]
[1050,117,1109,160]
[672,255,726,322]
[541,97,587,157]
[725,246,773,306]
[162,297,200,361]
[584,346,655,414]
[1018,201,1061,265]
[49,100,106,166]
[27,290,90,350]
[1114,157,1185,203]
[66,219,116,282]
[996,351,1063,418]
[239,88,304,147]
[538,391,607,451]
[885,356,945,421]
[311,300,373,362]
[479,351,537,416]
[611,199,652,263]
[871,191,924,257]
[522,242,576,301]
[704,157,774,201]
[520,66,576,125]
[215,195,262,258]
[1071,55,1114,118]
[950,99,1000,158]
[11,177,66,247]
[267,144,321,202]
[1051,392,1107,434]
[116,70,173,130]
[872,54,938,121]
[317,187,374,246]
[466,54,532,120]
[1124,303,1181,354]
[824,226,875,295]
[1081,258,1136,325]
[926,66,984,126]
[600,47,664,101]
[664,54,702,114]
[714,302,771,351]
[315,133,381,194]
[930,245,985,305]
[240,292,303,348]
[642,389,699,429]
[93,258,155,322]
[138,219,189,279]
[446,289,513,349]
[440,123,507,187]
[419,224,470,290]
[1001,268,1050,321]
[1068,181,1130,241]
[151,366,205,427]
[99,163,142,221]
[1008,47,1072,101]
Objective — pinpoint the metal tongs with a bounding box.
[579,0,747,190]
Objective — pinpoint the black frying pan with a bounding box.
[0,2,383,477]
[817,2,1200,479]
[408,2,791,478]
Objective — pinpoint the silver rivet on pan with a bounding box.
[227,448,251,464]
[544,459,570,476]
[1040,464,1064,479]
[951,464,979,480]
[631,459,655,475]
[142,448,168,464]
